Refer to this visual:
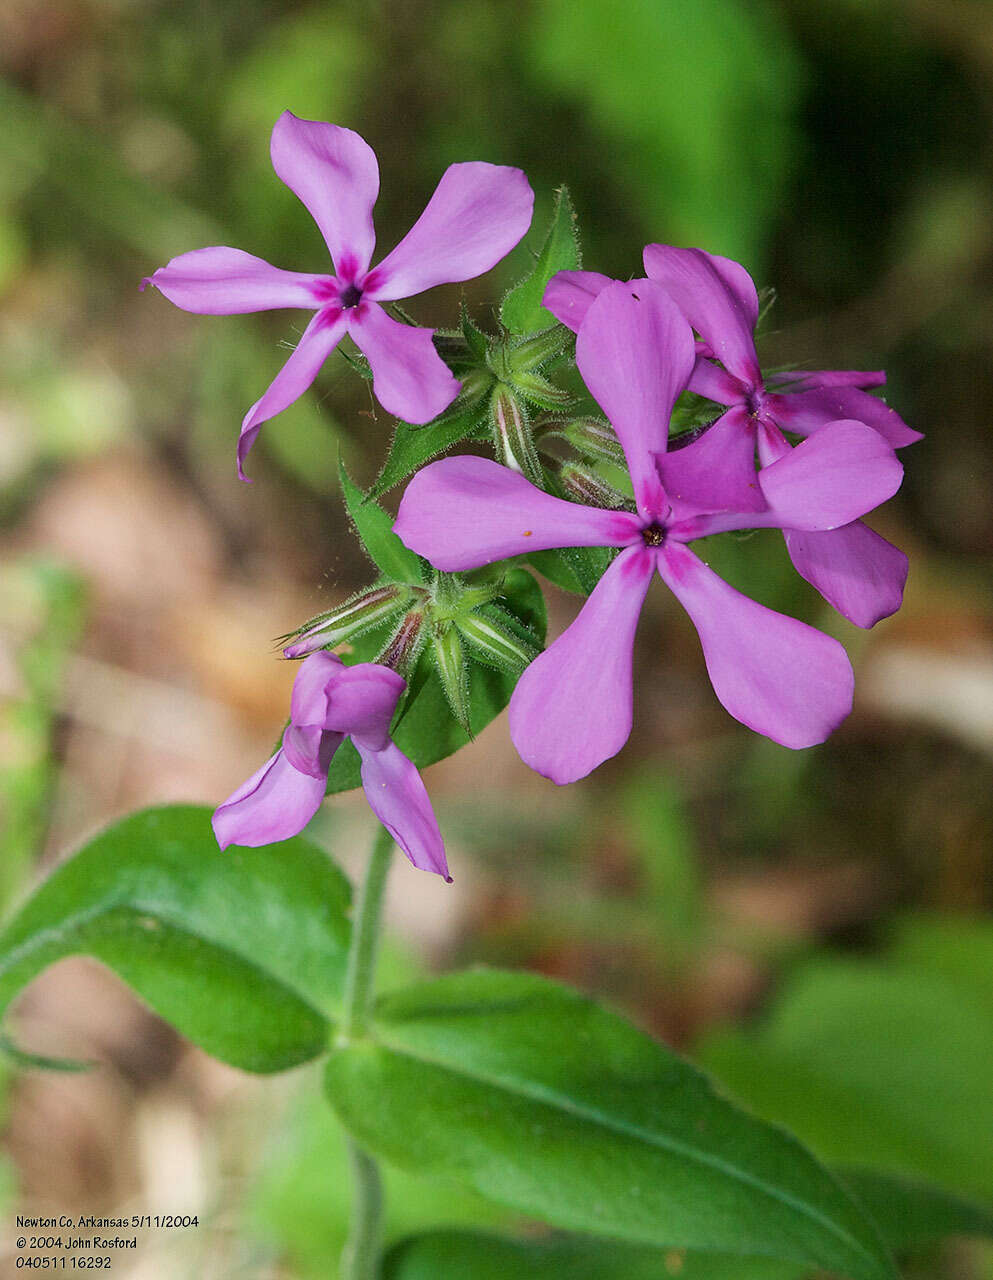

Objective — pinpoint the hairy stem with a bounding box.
[338,822,394,1279]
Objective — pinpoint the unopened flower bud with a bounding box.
[506,324,572,373]
[559,461,627,509]
[563,416,626,466]
[456,607,538,675]
[283,584,410,658]
[432,624,471,733]
[378,609,426,676]
[491,385,542,486]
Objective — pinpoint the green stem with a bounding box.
[340,1138,385,1280]
[338,823,394,1279]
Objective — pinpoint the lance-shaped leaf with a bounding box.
[371,401,491,498]
[324,969,896,1280]
[340,460,425,584]
[501,186,582,335]
[384,1230,802,1280]
[325,568,545,793]
[0,806,351,1073]
[837,1169,993,1249]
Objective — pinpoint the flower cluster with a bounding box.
[146,114,918,871]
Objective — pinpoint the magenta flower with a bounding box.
[143,112,534,478]
[212,651,449,878]
[394,281,905,783]
[544,247,919,627]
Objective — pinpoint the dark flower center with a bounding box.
[745,385,765,415]
[641,523,666,547]
[339,283,363,309]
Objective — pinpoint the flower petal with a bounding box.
[290,650,343,726]
[357,742,449,878]
[643,244,761,387]
[364,162,534,301]
[394,455,640,571]
[765,385,922,447]
[687,357,746,405]
[542,270,614,332]
[323,663,406,751]
[657,542,854,748]
[237,308,348,479]
[757,419,903,530]
[141,247,328,314]
[282,725,342,778]
[508,545,654,784]
[767,369,887,392]
[576,279,696,516]
[350,302,460,423]
[212,749,329,850]
[784,522,909,629]
[270,112,379,277]
[658,405,765,516]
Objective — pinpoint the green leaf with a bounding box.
[325,569,545,793]
[371,403,490,498]
[697,959,993,1202]
[340,459,424,583]
[324,969,896,1280]
[384,1230,802,1280]
[501,186,581,335]
[0,806,352,1073]
[837,1169,993,1249]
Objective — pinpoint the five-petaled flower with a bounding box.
[212,651,449,879]
[142,111,533,478]
[544,247,921,628]
[394,280,904,784]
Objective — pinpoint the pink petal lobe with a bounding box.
[350,302,459,423]
[643,244,761,387]
[765,386,923,447]
[290,651,343,726]
[657,542,854,748]
[767,369,887,392]
[784,522,909,628]
[237,308,348,479]
[323,663,406,751]
[212,749,328,850]
[142,247,327,314]
[576,279,696,516]
[508,545,654,784]
[270,112,379,276]
[658,405,765,516]
[757,419,903,530]
[394,455,640,571]
[687,357,746,405]
[542,270,614,333]
[364,162,534,301]
[357,742,449,878]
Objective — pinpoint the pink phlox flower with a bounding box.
[394,280,905,783]
[143,111,534,479]
[212,651,449,879]
[543,247,919,627]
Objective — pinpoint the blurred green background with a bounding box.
[1,0,992,1276]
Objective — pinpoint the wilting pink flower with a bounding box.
[213,651,448,878]
[394,281,904,783]
[544,248,919,628]
[143,112,533,478]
